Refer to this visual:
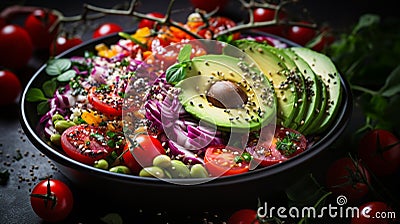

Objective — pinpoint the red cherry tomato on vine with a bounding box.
[24,9,59,50]
[138,12,165,29]
[351,201,395,224]
[30,178,74,222]
[190,0,229,12]
[61,124,120,165]
[228,209,260,224]
[358,129,400,177]
[93,23,123,38]
[49,36,83,56]
[326,157,371,203]
[286,22,317,46]
[122,134,165,174]
[0,24,33,69]
[0,70,22,106]
[253,7,287,36]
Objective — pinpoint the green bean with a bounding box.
[109,165,131,174]
[52,113,65,123]
[55,120,76,133]
[167,160,190,178]
[190,164,209,178]
[139,166,165,178]
[50,133,61,146]
[152,154,172,168]
[94,159,109,170]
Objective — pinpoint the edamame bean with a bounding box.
[52,113,64,123]
[109,165,131,174]
[55,120,76,133]
[167,160,190,178]
[139,166,165,178]
[94,159,109,170]
[152,154,172,168]
[190,164,209,178]
[50,133,61,146]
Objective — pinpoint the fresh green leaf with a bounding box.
[353,14,380,34]
[42,79,57,98]
[100,213,123,224]
[380,65,400,97]
[46,59,72,76]
[166,63,186,84]
[26,88,48,102]
[57,70,77,82]
[178,44,192,63]
[37,101,50,115]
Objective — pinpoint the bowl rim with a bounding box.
[19,31,353,188]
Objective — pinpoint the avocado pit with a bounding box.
[206,80,248,109]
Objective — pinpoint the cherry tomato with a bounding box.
[92,23,123,39]
[30,178,73,222]
[253,7,287,36]
[0,24,33,69]
[228,209,260,224]
[49,36,83,56]
[61,124,120,165]
[88,85,123,117]
[326,157,371,203]
[138,12,165,29]
[309,29,335,52]
[204,145,250,177]
[24,9,58,50]
[286,22,317,46]
[122,134,166,174]
[0,18,6,29]
[351,201,395,224]
[205,16,240,40]
[190,0,229,12]
[358,129,400,177]
[0,70,21,106]
[246,127,307,167]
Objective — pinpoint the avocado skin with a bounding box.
[175,54,276,132]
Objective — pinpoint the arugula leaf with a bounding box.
[178,44,192,63]
[26,88,48,102]
[166,63,186,85]
[46,58,72,76]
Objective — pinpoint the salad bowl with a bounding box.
[20,31,352,210]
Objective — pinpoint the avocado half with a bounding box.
[175,54,276,132]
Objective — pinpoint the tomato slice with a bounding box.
[61,124,122,165]
[204,145,250,177]
[247,127,307,167]
[88,85,123,117]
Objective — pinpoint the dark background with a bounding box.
[0,0,398,223]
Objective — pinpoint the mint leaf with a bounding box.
[380,65,400,97]
[46,58,72,76]
[26,88,48,102]
[37,101,50,115]
[57,70,77,82]
[42,79,57,98]
[166,63,186,85]
[178,44,192,63]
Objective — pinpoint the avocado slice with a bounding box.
[233,40,299,127]
[266,47,308,130]
[283,48,321,133]
[291,47,342,133]
[175,54,276,132]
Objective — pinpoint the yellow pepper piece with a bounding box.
[131,27,152,44]
[81,110,106,126]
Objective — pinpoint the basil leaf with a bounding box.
[26,88,48,102]
[178,44,192,63]
[46,59,72,76]
[166,63,186,85]
[380,65,400,97]
[57,70,76,82]
[37,101,50,115]
[42,79,57,98]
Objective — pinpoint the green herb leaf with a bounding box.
[380,65,400,97]
[57,70,77,82]
[37,101,50,115]
[178,44,192,63]
[26,88,48,102]
[353,14,380,34]
[46,58,72,76]
[42,79,57,98]
[166,63,186,85]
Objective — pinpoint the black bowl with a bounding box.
[20,32,352,210]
